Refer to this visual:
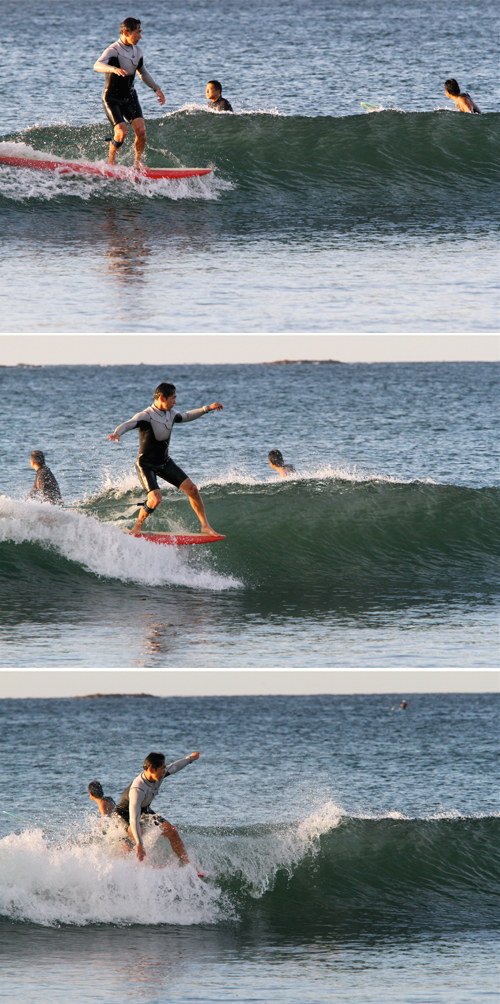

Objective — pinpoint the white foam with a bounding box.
[0,826,225,927]
[0,802,342,925]
[191,464,440,489]
[0,141,232,202]
[200,801,344,899]
[0,496,240,590]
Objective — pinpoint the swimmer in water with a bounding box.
[206,80,233,112]
[28,451,62,505]
[268,449,295,478]
[444,78,481,114]
[88,781,116,817]
[108,381,223,534]
[94,17,166,167]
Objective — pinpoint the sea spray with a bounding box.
[1,808,497,931]
[0,496,240,590]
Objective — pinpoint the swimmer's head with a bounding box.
[30,450,45,467]
[445,78,460,97]
[88,780,104,798]
[154,382,176,400]
[268,449,284,466]
[206,80,222,102]
[143,752,165,770]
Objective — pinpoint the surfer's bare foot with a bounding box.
[200,524,217,535]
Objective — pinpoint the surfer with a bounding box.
[206,80,233,112]
[94,18,166,167]
[268,449,295,478]
[88,781,116,817]
[28,451,62,504]
[113,751,200,866]
[444,79,481,113]
[108,382,223,534]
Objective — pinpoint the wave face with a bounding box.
[1,110,498,217]
[205,478,499,606]
[0,809,497,934]
[1,479,497,611]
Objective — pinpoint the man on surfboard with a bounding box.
[108,382,223,534]
[113,751,201,867]
[94,18,166,167]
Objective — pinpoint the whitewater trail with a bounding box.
[0,496,240,589]
[0,802,341,926]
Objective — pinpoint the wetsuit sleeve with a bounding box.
[128,784,144,845]
[113,410,153,437]
[164,755,197,775]
[174,407,210,424]
[94,44,119,71]
[136,59,159,92]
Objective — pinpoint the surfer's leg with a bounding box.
[103,97,128,165]
[133,460,162,531]
[179,478,217,535]
[131,117,147,168]
[159,820,190,864]
[133,489,161,531]
[108,125,127,164]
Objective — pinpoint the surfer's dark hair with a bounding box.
[31,450,45,465]
[121,17,141,33]
[269,449,284,465]
[445,78,460,96]
[143,752,165,770]
[208,80,222,92]
[88,781,104,798]
[154,382,176,399]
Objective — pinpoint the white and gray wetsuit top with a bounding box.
[96,41,159,99]
[113,403,211,466]
[115,757,197,845]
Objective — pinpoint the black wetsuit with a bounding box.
[28,465,62,505]
[209,97,233,112]
[96,40,160,126]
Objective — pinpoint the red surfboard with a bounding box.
[0,154,212,180]
[127,531,226,545]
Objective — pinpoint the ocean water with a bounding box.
[1,0,499,331]
[0,693,498,1003]
[0,360,498,668]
